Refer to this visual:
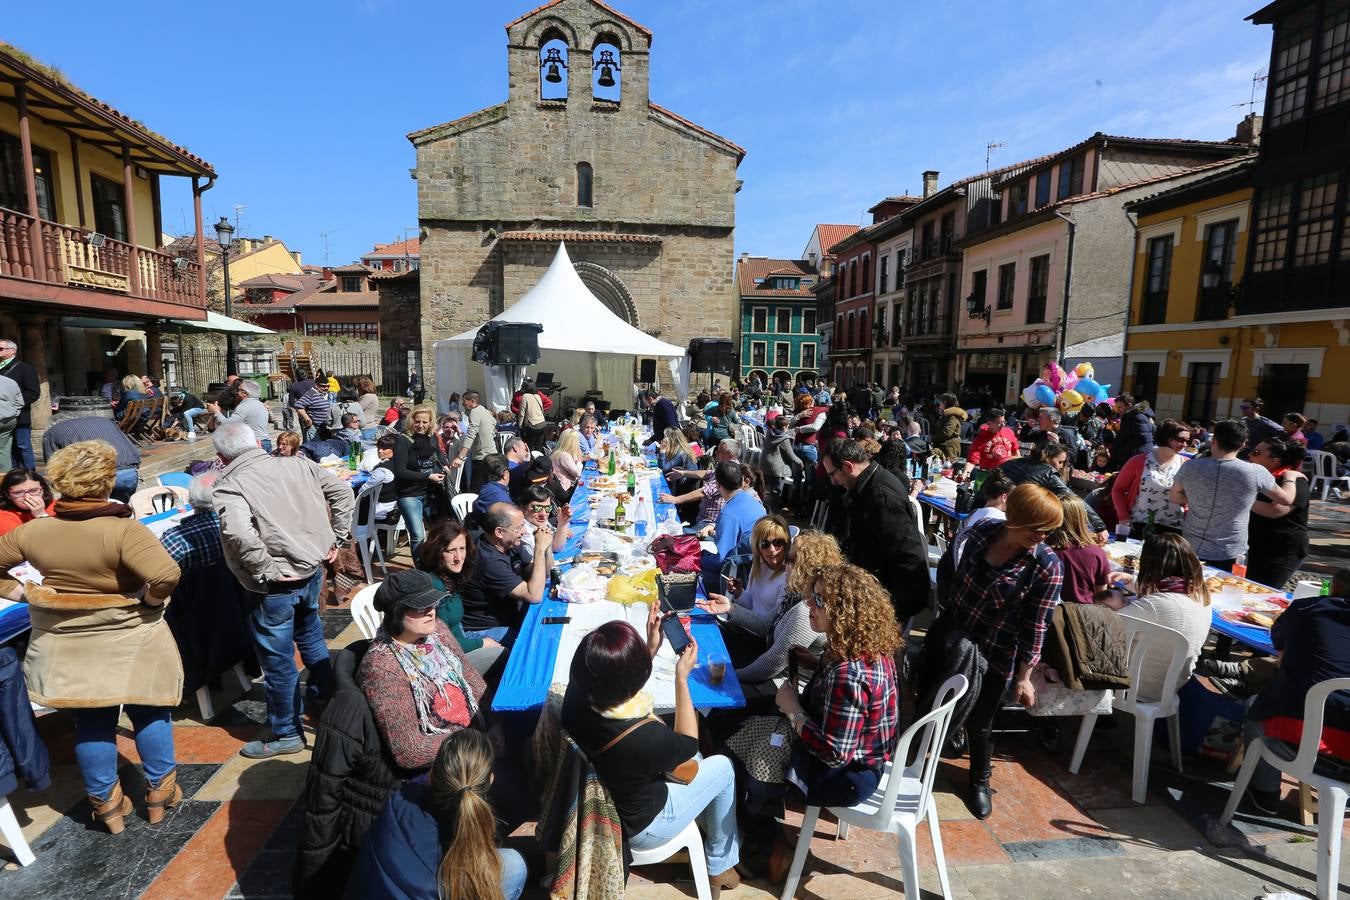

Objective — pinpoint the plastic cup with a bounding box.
[707,652,727,685]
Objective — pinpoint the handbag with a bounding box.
[724,714,796,786]
[650,534,702,575]
[592,715,699,785]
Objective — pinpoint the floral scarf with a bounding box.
[384,629,478,734]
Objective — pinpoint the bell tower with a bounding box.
[505,0,651,116]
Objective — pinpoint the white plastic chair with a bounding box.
[1221,676,1350,900]
[0,795,34,866]
[352,482,404,584]
[779,674,969,900]
[1306,449,1350,500]
[156,471,193,491]
[128,486,187,518]
[630,820,713,900]
[349,582,382,640]
[451,493,477,524]
[809,499,828,531]
[1068,616,1191,803]
[193,663,254,722]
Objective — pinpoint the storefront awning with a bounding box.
[167,311,275,335]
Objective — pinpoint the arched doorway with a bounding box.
[574,261,639,326]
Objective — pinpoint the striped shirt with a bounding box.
[41,416,142,468]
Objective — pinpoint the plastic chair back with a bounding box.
[129,486,186,518]
[349,582,382,640]
[864,674,968,830]
[1289,677,1350,777]
[156,471,193,491]
[451,493,478,523]
[1118,616,1191,712]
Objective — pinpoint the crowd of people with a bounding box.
[2,366,1347,899]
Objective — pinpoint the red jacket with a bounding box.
[1109,451,1149,524]
[510,391,553,416]
[966,425,1018,470]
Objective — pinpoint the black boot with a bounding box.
[968,772,994,819]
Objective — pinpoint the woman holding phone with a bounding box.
[561,615,741,895]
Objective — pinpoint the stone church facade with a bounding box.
[408,0,744,389]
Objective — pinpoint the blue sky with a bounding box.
[6,0,1272,266]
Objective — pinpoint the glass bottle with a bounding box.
[607,448,616,476]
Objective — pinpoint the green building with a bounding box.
[736,257,820,384]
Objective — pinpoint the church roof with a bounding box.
[505,0,653,44]
[498,230,662,244]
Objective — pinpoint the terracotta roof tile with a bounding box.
[813,224,860,255]
[364,237,420,258]
[505,0,653,42]
[295,289,379,308]
[736,257,817,295]
[497,230,662,244]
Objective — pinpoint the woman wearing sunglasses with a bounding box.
[745,563,900,881]
[519,484,569,562]
[718,515,791,619]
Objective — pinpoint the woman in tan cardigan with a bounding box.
[0,440,182,834]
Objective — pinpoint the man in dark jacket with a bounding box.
[1240,569,1350,817]
[823,439,930,622]
[641,388,679,446]
[294,640,406,898]
[1107,393,1154,471]
[1001,438,1108,536]
[0,338,40,470]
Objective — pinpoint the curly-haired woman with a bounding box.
[697,530,840,699]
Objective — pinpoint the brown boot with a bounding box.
[145,769,183,825]
[711,866,741,891]
[90,782,133,834]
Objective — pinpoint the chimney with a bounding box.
[739,252,749,263]
[1235,114,1263,146]
[263,235,274,244]
[321,267,334,282]
[922,170,939,198]
[291,250,303,266]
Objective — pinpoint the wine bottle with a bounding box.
[607,449,616,476]
[1143,510,1156,540]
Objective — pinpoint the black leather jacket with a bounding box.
[998,457,1106,532]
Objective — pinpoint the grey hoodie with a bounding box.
[0,374,21,421]
[761,427,803,484]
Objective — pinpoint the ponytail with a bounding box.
[432,731,503,900]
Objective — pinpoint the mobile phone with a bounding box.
[541,616,571,625]
[660,613,692,656]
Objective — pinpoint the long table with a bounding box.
[1106,539,1277,656]
[493,456,746,712]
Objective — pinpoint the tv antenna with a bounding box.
[320,230,337,266]
[1233,66,1268,114]
[986,141,1007,172]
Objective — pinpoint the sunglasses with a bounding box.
[527,503,552,513]
[758,538,787,550]
[811,590,826,609]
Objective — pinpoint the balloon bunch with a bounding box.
[1020,361,1112,414]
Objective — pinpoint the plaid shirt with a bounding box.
[697,470,726,524]
[799,655,898,769]
[944,519,1063,678]
[160,510,224,572]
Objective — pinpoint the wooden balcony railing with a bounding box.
[0,208,203,310]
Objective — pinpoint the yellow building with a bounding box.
[0,42,215,418]
[219,237,304,297]
[1123,157,1349,434]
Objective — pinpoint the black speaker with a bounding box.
[688,338,736,375]
[639,358,657,383]
[473,321,543,366]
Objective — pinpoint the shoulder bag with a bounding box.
[592,715,699,785]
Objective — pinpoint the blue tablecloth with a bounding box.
[1208,612,1276,656]
[917,491,966,523]
[493,458,746,712]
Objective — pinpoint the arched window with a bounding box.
[539,34,569,101]
[577,162,593,208]
[592,40,621,104]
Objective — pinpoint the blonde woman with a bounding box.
[698,530,840,697]
[1101,532,1213,699]
[656,426,695,477]
[272,431,302,458]
[1045,493,1110,605]
[353,729,527,899]
[549,428,583,493]
[722,514,791,618]
[0,441,182,834]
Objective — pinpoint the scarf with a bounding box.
[595,691,654,720]
[384,629,478,734]
[1155,576,1191,594]
[54,498,134,521]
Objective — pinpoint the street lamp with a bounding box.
[214,216,237,376]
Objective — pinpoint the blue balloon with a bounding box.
[1033,384,1056,408]
[1098,383,1112,400]
[1076,377,1103,401]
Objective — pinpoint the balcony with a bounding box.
[0,208,203,312]
[903,313,952,344]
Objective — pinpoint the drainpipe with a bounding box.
[1053,209,1075,361]
[1123,208,1139,393]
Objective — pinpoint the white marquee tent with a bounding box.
[433,242,690,412]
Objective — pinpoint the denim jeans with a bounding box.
[112,467,139,502]
[0,417,14,472]
[11,423,33,471]
[499,847,528,900]
[248,570,333,739]
[629,753,739,875]
[73,705,175,800]
[464,626,511,646]
[177,407,205,434]
[397,495,427,555]
[796,442,818,489]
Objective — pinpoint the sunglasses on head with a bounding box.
[810,590,826,609]
[758,538,787,550]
